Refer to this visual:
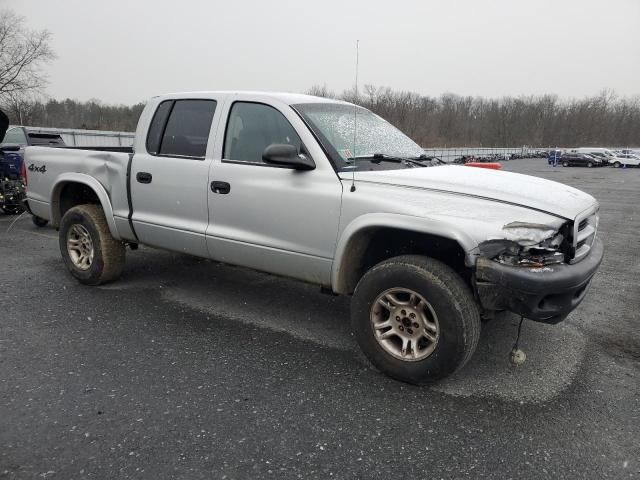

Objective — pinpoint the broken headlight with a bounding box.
[480,222,567,267]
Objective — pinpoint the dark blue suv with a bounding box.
[0,145,25,214]
[0,146,23,180]
[548,150,562,165]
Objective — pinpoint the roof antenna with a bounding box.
[350,40,359,193]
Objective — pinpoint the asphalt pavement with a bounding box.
[0,159,638,479]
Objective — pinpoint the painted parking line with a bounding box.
[18,228,58,239]
[0,215,29,223]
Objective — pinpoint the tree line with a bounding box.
[2,88,639,147]
[4,96,145,132]
[1,9,639,147]
[310,85,640,148]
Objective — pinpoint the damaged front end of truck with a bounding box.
[473,214,603,324]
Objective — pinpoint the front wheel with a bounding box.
[351,255,481,384]
[562,161,569,167]
[613,161,621,168]
[587,162,593,168]
[59,204,125,285]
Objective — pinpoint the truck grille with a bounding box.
[571,207,599,264]
[578,219,589,232]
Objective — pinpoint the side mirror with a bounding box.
[262,144,315,170]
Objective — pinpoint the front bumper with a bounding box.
[474,238,604,324]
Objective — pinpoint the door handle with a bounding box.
[211,181,231,194]
[136,172,153,184]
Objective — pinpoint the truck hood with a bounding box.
[339,165,596,220]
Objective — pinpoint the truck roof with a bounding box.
[154,91,351,106]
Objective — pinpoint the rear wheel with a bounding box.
[32,216,48,227]
[351,255,481,384]
[59,204,125,285]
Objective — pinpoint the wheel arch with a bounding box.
[331,214,478,294]
[51,173,120,240]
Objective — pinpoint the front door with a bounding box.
[206,99,342,285]
[131,98,219,257]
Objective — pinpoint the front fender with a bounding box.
[51,173,121,240]
[331,213,479,293]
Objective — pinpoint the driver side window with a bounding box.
[223,102,302,164]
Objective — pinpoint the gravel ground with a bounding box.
[0,159,638,479]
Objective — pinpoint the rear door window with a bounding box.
[146,101,173,154]
[146,99,217,158]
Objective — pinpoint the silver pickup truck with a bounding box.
[23,91,603,384]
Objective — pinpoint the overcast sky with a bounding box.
[5,0,640,105]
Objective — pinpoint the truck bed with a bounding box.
[24,146,133,238]
[64,146,133,153]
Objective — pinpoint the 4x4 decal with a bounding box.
[28,164,46,174]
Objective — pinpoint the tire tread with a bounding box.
[352,255,481,383]
[59,204,125,285]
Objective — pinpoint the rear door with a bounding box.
[205,98,342,285]
[130,97,220,257]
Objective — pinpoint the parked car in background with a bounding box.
[611,154,640,168]
[0,113,26,214]
[2,126,66,149]
[0,145,26,214]
[621,149,640,156]
[570,148,625,165]
[583,152,611,165]
[560,153,604,168]
[530,150,548,158]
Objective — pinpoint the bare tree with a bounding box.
[0,9,55,98]
[336,85,640,148]
[1,90,41,125]
[306,84,336,99]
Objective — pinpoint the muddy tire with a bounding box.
[351,255,481,384]
[32,216,48,227]
[59,204,125,285]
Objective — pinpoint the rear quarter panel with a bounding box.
[25,146,131,235]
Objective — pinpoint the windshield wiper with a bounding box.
[409,154,446,165]
[346,153,427,168]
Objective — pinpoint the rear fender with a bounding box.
[51,173,120,240]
